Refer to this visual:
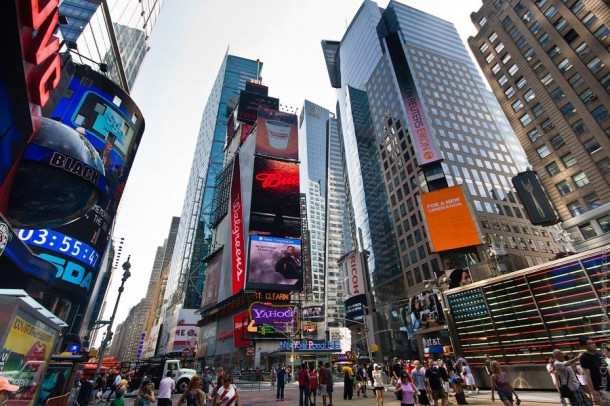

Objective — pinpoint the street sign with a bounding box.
[182,347,190,357]
[247,347,254,356]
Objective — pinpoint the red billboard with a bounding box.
[230,157,246,294]
[233,311,251,348]
[255,107,298,161]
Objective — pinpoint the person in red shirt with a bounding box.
[405,360,416,375]
[309,364,318,406]
[317,361,328,406]
[297,363,311,406]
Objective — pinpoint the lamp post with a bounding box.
[92,256,132,383]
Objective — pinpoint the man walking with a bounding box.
[325,362,334,406]
[106,372,122,402]
[298,363,310,406]
[157,371,175,406]
[356,362,368,397]
[579,337,610,406]
[553,348,591,406]
[318,362,328,406]
[201,366,214,404]
[425,359,447,406]
[277,364,286,401]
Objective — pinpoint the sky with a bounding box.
[100,0,487,334]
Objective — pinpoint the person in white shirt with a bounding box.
[106,373,122,401]
[158,371,175,406]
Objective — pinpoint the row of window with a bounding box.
[578,214,610,240]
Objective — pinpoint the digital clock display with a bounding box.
[18,228,100,268]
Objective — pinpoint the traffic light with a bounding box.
[105,331,113,346]
[390,331,394,339]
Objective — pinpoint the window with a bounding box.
[514,1,525,14]
[541,73,554,86]
[556,180,573,196]
[524,89,536,102]
[575,43,591,59]
[520,113,532,126]
[551,135,565,149]
[579,88,596,104]
[571,1,584,14]
[601,73,610,92]
[516,36,527,49]
[592,106,609,123]
[568,73,584,88]
[502,53,512,64]
[532,104,545,117]
[561,152,577,167]
[495,42,505,53]
[491,64,501,74]
[560,103,576,118]
[572,120,588,135]
[585,192,602,209]
[523,48,536,61]
[489,32,498,42]
[535,0,546,7]
[508,64,519,76]
[551,88,565,102]
[533,59,545,73]
[555,18,568,31]
[544,5,557,19]
[557,58,573,73]
[542,118,554,132]
[504,87,516,99]
[594,25,609,41]
[581,12,597,27]
[498,75,508,86]
[486,53,495,63]
[567,201,585,216]
[587,57,604,73]
[480,43,489,53]
[509,26,519,38]
[502,16,513,28]
[598,215,610,234]
[530,22,543,35]
[522,11,533,23]
[579,222,598,240]
[512,99,524,112]
[563,29,580,44]
[515,77,527,89]
[539,33,551,46]
[537,144,551,158]
[597,157,610,176]
[548,46,561,59]
[547,161,561,176]
[584,138,602,154]
[479,16,488,27]
[528,128,541,142]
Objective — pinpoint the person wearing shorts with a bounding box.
[425,359,447,406]
[325,363,334,406]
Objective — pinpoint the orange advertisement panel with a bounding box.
[420,185,481,252]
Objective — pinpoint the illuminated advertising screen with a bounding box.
[247,235,302,291]
[237,91,279,125]
[201,250,222,309]
[302,306,324,320]
[409,291,445,332]
[302,323,317,336]
[248,302,298,335]
[19,64,144,303]
[233,311,251,348]
[255,107,298,161]
[420,185,481,252]
[344,295,366,327]
[512,171,559,226]
[250,157,301,237]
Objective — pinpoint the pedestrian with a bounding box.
[325,362,334,406]
[309,363,318,406]
[135,379,156,406]
[484,354,494,377]
[214,372,240,406]
[424,359,447,406]
[553,348,591,406]
[451,374,468,405]
[158,371,175,406]
[373,364,386,406]
[411,360,431,406]
[211,374,225,405]
[458,358,479,394]
[396,372,420,406]
[92,373,107,403]
[317,362,328,406]
[0,376,19,405]
[110,390,125,406]
[341,364,354,400]
[547,356,567,406]
[405,360,415,376]
[368,363,375,386]
[438,360,451,395]
[357,362,368,398]
[271,366,277,389]
[178,376,205,406]
[277,364,286,401]
[490,361,519,406]
[287,366,292,384]
[298,363,311,406]
[391,358,401,386]
[201,367,214,404]
[579,336,610,406]
[107,372,122,401]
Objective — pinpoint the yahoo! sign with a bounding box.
[249,302,298,334]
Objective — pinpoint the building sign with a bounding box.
[196,322,217,359]
[302,306,324,320]
[255,107,299,161]
[246,235,302,291]
[300,194,313,300]
[166,309,199,353]
[341,251,366,301]
[344,296,366,326]
[233,311,251,348]
[512,171,559,226]
[421,336,446,354]
[230,157,246,294]
[248,302,298,335]
[420,185,481,252]
[279,340,341,351]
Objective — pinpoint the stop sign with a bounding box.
[247,347,254,356]
[182,347,190,357]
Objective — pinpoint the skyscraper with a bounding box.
[323,0,558,358]
[469,0,610,252]
[163,54,261,318]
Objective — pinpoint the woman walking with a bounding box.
[214,372,240,406]
[372,365,385,406]
[135,379,156,406]
[396,372,420,406]
[490,361,519,406]
[178,376,205,406]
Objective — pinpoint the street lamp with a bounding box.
[92,256,132,383]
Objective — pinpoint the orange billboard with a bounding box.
[420,185,481,252]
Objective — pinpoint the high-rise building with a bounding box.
[469,0,610,252]
[163,55,261,318]
[323,0,559,358]
[299,101,352,330]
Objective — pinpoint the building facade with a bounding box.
[469,0,610,252]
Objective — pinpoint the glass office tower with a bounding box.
[164,54,261,317]
[324,0,558,358]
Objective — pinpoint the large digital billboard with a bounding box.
[246,235,302,292]
[237,91,279,125]
[420,185,481,252]
[255,107,298,161]
[201,250,222,309]
[512,171,559,226]
[248,302,298,335]
[250,157,300,237]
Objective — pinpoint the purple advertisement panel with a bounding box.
[248,302,298,334]
[246,235,302,292]
[387,33,441,165]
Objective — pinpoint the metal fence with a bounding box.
[230,374,265,391]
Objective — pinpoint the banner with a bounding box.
[230,157,246,295]
[512,171,559,225]
[342,251,366,301]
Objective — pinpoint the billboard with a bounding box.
[196,321,217,359]
[165,309,199,354]
[237,91,279,125]
[201,250,222,309]
[409,291,445,332]
[246,235,302,291]
[341,251,367,301]
[255,107,298,161]
[248,302,298,335]
[344,295,367,326]
[230,157,246,295]
[302,306,324,320]
[233,311,251,348]
[250,157,301,237]
[420,185,481,252]
[18,64,144,303]
[512,171,559,226]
